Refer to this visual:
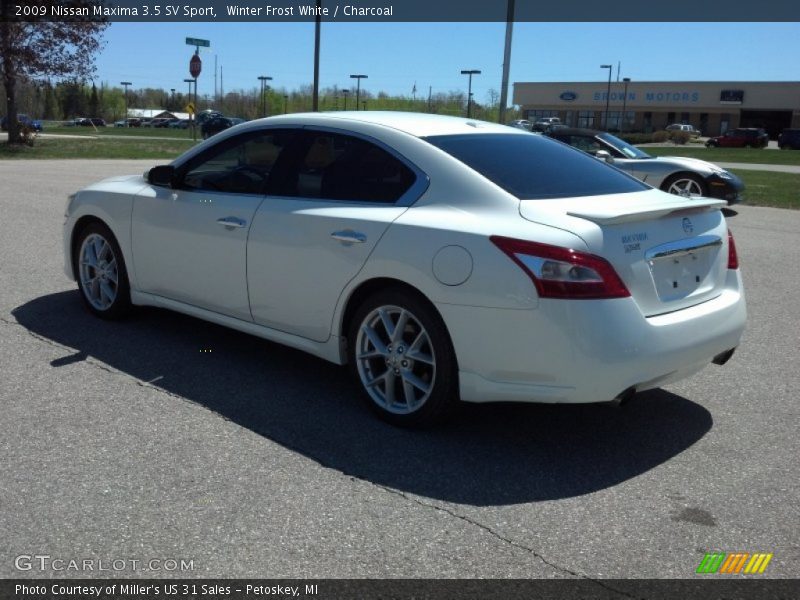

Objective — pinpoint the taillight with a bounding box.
[727,229,739,270]
[490,236,630,299]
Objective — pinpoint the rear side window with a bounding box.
[276,131,416,203]
[425,133,648,200]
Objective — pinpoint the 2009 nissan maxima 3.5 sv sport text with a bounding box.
[63,112,746,426]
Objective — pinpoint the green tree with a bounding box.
[0,1,107,143]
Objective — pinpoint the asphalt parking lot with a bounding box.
[0,160,798,584]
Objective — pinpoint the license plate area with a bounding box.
[645,235,722,302]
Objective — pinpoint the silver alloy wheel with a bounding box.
[78,233,119,311]
[667,177,704,196]
[355,305,436,415]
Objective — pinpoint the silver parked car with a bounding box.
[546,128,743,204]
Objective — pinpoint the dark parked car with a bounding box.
[778,128,800,150]
[706,128,769,148]
[195,110,224,126]
[546,127,743,204]
[1,113,43,132]
[79,118,106,127]
[201,116,235,139]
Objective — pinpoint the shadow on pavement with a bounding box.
[13,291,713,506]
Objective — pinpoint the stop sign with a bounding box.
[189,54,202,78]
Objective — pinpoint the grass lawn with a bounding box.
[0,136,195,159]
[732,169,800,210]
[642,145,800,166]
[43,125,196,139]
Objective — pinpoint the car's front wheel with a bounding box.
[348,288,458,427]
[662,173,707,197]
[74,222,132,319]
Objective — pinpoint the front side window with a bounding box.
[180,130,295,195]
[425,133,648,200]
[276,131,416,203]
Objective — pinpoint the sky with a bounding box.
[93,22,800,105]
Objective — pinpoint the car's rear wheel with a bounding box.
[348,288,458,427]
[74,222,132,319]
[662,173,707,197]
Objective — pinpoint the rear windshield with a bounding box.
[425,133,648,200]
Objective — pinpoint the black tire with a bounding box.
[73,221,132,320]
[347,287,458,427]
[661,172,708,197]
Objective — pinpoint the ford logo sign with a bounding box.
[560,91,577,101]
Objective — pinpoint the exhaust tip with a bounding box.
[712,348,736,366]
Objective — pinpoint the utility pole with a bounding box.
[498,0,515,124]
[460,70,481,119]
[120,81,132,126]
[350,74,367,110]
[258,75,272,117]
[600,64,612,130]
[342,89,349,111]
[622,77,631,132]
[428,86,432,112]
[312,0,321,111]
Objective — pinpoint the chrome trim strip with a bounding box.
[645,235,722,261]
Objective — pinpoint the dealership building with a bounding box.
[512,81,800,138]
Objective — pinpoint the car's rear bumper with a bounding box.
[439,269,746,404]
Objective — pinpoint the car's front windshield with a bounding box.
[598,132,653,160]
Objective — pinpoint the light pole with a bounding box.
[342,89,349,111]
[183,78,195,137]
[600,64,612,130]
[350,74,367,110]
[257,75,272,117]
[362,100,367,111]
[120,81,132,126]
[170,88,175,111]
[622,77,631,132]
[460,69,481,118]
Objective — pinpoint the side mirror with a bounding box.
[147,165,176,187]
[594,150,614,164]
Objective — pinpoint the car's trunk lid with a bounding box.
[519,189,729,316]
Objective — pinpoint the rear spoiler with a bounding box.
[567,198,726,225]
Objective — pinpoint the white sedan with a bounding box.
[63,112,746,426]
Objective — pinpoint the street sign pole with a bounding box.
[186,38,209,143]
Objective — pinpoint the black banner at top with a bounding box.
[3,0,799,22]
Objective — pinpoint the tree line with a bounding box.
[2,78,518,124]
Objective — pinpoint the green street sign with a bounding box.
[185,37,210,48]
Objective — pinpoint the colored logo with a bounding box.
[696,553,773,574]
[559,91,577,101]
[682,217,694,234]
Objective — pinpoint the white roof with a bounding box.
[247,111,522,138]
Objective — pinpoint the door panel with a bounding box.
[247,129,424,342]
[132,186,262,321]
[132,128,296,321]
[248,200,406,341]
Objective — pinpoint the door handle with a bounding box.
[216,216,246,229]
[331,230,367,244]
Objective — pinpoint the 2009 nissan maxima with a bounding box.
[63,112,746,426]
